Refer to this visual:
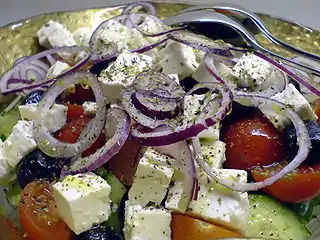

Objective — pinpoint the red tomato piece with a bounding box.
[0,215,24,240]
[18,181,73,240]
[59,84,95,105]
[107,139,142,186]
[222,115,286,170]
[66,104,84,119]
[252,163,320,203]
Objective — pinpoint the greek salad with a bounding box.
[0,2,319,240]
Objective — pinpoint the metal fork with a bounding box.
[163,6,320,77]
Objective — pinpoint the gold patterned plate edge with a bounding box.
[0,1,319,77]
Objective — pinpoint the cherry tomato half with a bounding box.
[252,163,320,203]
[0,215,24,240]
[18,181,72,240]
[222,115,286,170]
[171,214,243,240]
[55,105,106,157]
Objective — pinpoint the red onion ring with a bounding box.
[192,92,311,192]
[34,71,106,158]
[69,108,131,173]
[204,53,287,97]
[253,51,320,96]
[89,14,169,63]
[156,141,199,202]
[131,91,180,120]
[168,31,232,57]
[1,46,89,95]
[131,82,232,146]
[122,1,156,16]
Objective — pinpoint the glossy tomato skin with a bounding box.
[252,163,320,203]
[222,115,286,170]
[19,181,72,240]
[58,84,95,105]
[171,214,243,240]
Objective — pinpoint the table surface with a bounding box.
[1,0,319,30]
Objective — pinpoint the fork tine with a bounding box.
[179,3,320,62]
[164,10,320,77]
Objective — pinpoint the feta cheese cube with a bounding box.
[2,121,37,168]
[124,204,171,240]
[168,74,180,85]
[19,103,67,133]
[201,140,226,169]
[37,21,76,52]
[46,61,70,78]
[99,51,152,103]
[183,94,220,141]
[128,149,174,207]
[231,53,272,88]
[83,101,97,116]
[259,83,318,130]
[73,27,92,46]
[143,148,182,171]
[187,169,249,231]
[52,173,112,234]
[0,149,15,185]
[158,41,199,79]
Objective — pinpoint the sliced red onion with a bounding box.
[131,91,180,120]
[1,46,89,95]
[121,89,165,129]
[122,1,156,16]
[156,141,199,202]
[193,93,311,192]
[168,31,232,57]
[69,108,131,173]
[89,14,168,63]
[204,53,287,96]
[133,70,185,98]
[34,71,106,158]
[253,51,320,96]
[131,82,232,146]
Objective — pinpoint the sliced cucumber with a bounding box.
[0,107,20,140]
[245,194,310,240]
[95,168,127,233]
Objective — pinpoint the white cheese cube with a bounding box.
[158,41,199,79]
[128,156,174,207]
[73,27,92,46]
[187,169,249,232]
[37,21,76,57]
[143,148,182,171]
[165,171,189,212]
[201,140,226,169]
[124,204,171,240]
[99,50,152,103]
[0,149,15,185]
[83,101,97,116]
[2,121,37,168]
[19,103,67,133]
[46,61,70,78]
[259,83,318,130]
[52,173,112,234]
[231,53,272,88]
[183,94,220,141]
[168,74,180,85]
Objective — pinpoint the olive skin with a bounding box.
[17,149,68,188]
[74,225,123,240]
[22,90,45,105]
[284,120,320,165]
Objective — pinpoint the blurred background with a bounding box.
[0,0,319,29]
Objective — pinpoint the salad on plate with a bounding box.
[0,2,319,240]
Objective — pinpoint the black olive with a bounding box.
[74,225,123,240]
[90,60,112,76]
[17,149,69,188]
[22,90,45,105]
[180,76,210,94]
[119,191,128,225]
[284,120,320,165]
